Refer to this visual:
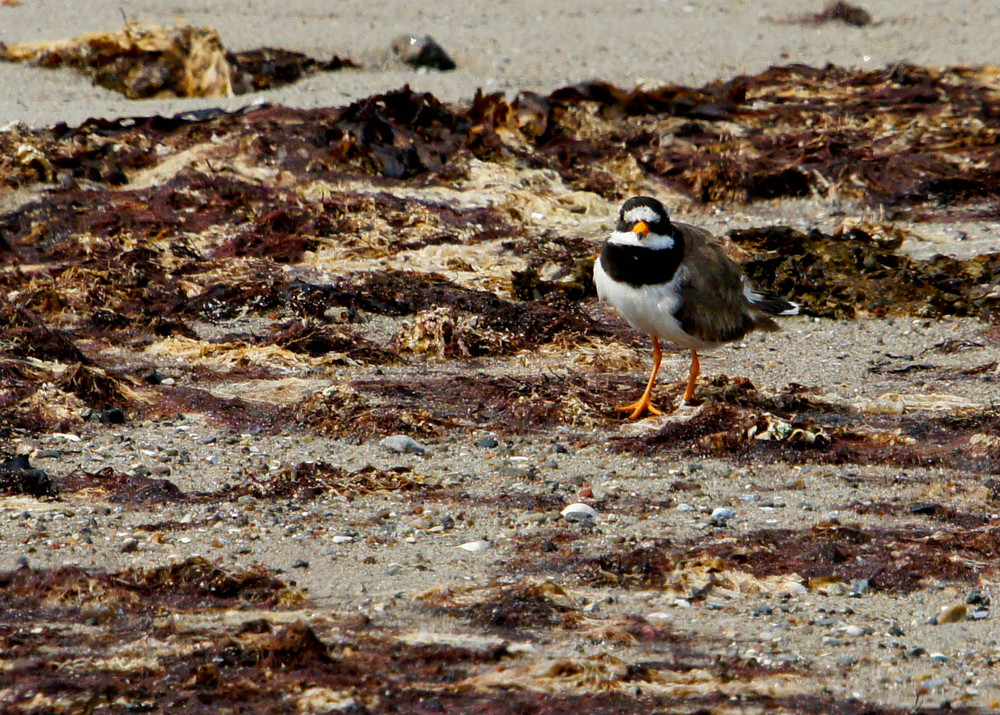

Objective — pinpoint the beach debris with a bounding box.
[392,34,456,71]
[457,540,491,552]
[0,21,357,98]
[232,462,427,500]
[807,1,873,26]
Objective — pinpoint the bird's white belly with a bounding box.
[594,259,718,351]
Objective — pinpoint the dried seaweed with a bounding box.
[233,461,428,500]
[433,582,580,632]
[56,466,187,505]
[0,556,303,615]
[0,22,357,99]
[734,225,1000,320]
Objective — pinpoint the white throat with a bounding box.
[607,229,675,250]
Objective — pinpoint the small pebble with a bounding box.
[781,581,808,597]
[966,589,989,606]
[561,503,598,522]
[929,652,949,663]
[121,537,139,553]
[379,434,426,455]
[498,465,536,479]
[835,655,858,667]
[848,578,871,597]
[474,436,499,449]
[935,604,967,624]
[391,34,456,70]
[291,560,309,569]
[457,540,491,552]
[708,507,735,526]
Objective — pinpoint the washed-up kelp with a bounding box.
[4,63,1000,216]
[0,22,357,98]
[733,225,1000,321]
[2,66,999,439]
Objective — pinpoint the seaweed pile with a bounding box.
[1,63,999,440]
[0,22,357,98]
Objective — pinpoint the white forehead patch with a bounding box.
[622,206,662,225]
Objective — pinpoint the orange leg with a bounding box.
[616,337,664,420]
[682,349,700,404]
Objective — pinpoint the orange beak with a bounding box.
[633,221,650,237]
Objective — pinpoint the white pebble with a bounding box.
[781,581,808,596]
[379,434,426,455]
[457,540,491,552]
[561,503,598,522]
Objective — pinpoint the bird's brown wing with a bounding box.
[672,222,778,344]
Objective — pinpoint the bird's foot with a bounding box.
[614,396,663,421]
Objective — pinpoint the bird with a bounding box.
[593,196,799,420]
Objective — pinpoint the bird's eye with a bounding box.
[616,220,630,232]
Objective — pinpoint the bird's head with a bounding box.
[610,196,675,249]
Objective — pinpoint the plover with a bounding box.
[594,196,799,419]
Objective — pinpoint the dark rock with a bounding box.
[0,455,55,497]
[392,35,456,71]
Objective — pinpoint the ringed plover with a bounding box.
[593,196,799,419]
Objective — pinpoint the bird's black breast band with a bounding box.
[599,239,684,287]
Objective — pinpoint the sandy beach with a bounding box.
[2,1,1000,712]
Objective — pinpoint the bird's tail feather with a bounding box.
[749,291,800,317]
